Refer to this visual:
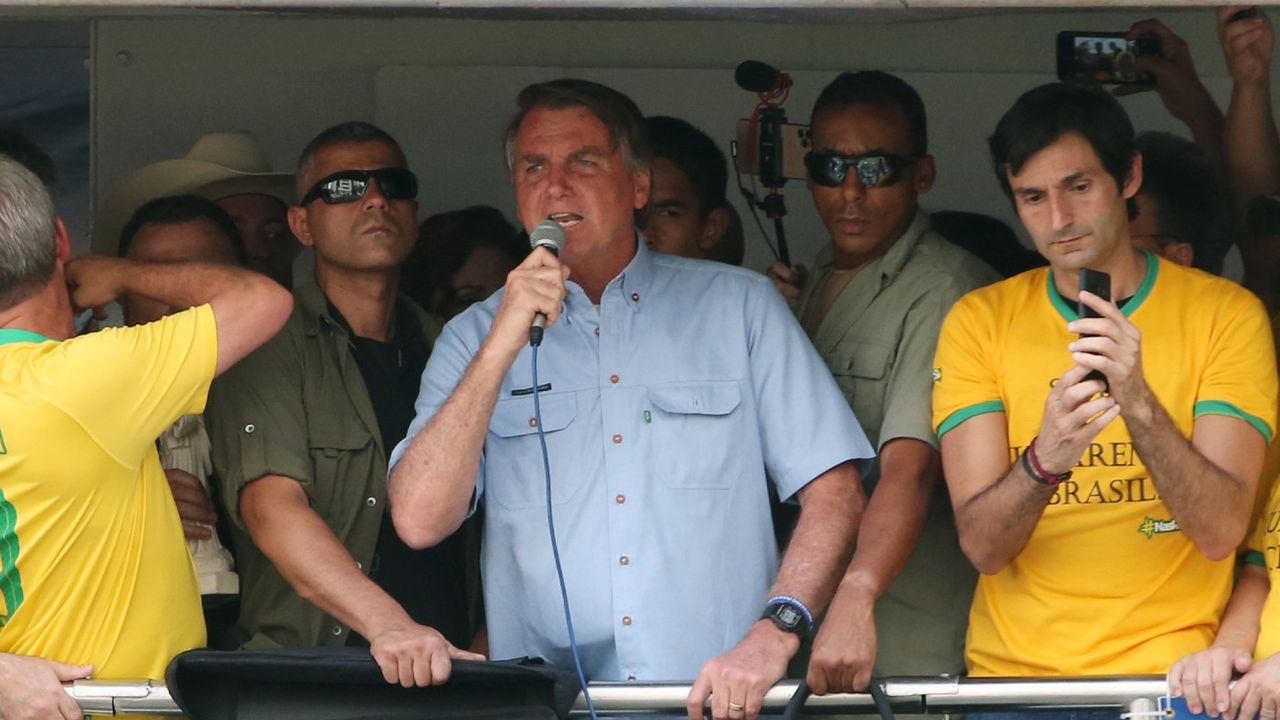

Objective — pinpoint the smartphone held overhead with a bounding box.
[1056,31,1162,85]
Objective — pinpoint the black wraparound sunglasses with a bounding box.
[300,168,419,205]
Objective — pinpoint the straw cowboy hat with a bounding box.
[96,131,295,255]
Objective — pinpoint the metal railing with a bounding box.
[64,675,1177,716]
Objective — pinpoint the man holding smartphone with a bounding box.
[933,82,1277,683]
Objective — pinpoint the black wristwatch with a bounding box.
[761,598,814,640]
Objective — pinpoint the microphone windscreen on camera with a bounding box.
[529,220,564,256]
[735,60,781,93]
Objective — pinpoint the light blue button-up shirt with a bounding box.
[391,241,872,682]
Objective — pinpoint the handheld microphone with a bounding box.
[735,60,793,94]
[528,220,564,347]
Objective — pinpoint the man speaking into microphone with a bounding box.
[389,79,873,720]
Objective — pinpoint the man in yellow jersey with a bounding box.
[932,81,1277,695]
[0,155,292,720]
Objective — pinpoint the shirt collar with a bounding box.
[872,208,931,283]
[296,284,337,338]
[565,233,653,315]
[0,328,52,346]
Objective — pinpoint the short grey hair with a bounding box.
[503,79,652,176]
[0,154,57,310]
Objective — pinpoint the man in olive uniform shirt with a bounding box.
[207,122,482,687]
[769,71,998,693]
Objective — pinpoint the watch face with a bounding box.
[776,605,801,627]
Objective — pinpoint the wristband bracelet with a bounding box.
[1023,436,1072,486]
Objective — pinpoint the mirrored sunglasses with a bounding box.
[804,151,917,189]
[300,167,419,205]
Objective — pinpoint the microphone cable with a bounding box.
[532,344,599,720]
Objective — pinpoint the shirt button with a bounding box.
[612,434,623,444]
[244,424,255,433]
[619,555,629,566]
[616,494,626,504]
[594,326,601,336]
[631,292,640,302]
[627,674,637,681]
[365,497,377,507]
[331,626,343,636]
[528,417,538,428]
[610,374,620,384]
[622,615,632,626]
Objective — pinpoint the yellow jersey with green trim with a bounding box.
[1245,475,1280,660]
[933,253,1277,676]
[0,306,216,681]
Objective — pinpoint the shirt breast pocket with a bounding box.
[486,392,581,510]
[831,341,892,438]
[306,413,375,522]
[648,381,744,490]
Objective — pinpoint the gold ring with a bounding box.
[728,702,745,712]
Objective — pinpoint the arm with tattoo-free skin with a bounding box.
[64,256,291,376]
[1222,5,1280,216]
[1169,563,1268,718]
[944,363,1118,574]
[686,461,864,720]
[1120,18,1225,170]
[239,475,483,687]
[806,438,937,693]
[1069,291,1264,559]
[389,248,569,549]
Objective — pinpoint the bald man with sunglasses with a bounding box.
[767,71,997,694]
[206,122,483,685]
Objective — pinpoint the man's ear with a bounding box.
[698,206,731,252]
[1122,152,1144,199]
[1165,241,1195,268]
[288,206,314,248]
[914,155,937,195]
[633,167,652,210]
[54,216,71,262]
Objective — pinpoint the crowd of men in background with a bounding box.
[3,6,1280,720]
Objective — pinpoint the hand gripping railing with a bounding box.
[65,675,1177,716]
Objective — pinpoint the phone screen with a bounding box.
[1057,32,1162,84]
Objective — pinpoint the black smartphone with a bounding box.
[1056,31,1163,85]
[1078,268,1111,387]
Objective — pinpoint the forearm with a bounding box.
[954,458,1056,574]
[1214,564,1270,653]
[246,484,413,639]
[1181,93,1227,174]
[389,336,518,548]
[1125,397,1251,558]
[118,259,271,313]
[835,441,936,603]
[770,462,864,615]
[1226,83,1280,217]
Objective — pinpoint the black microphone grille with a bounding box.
[735,60,780,93]
[529,219,564,254]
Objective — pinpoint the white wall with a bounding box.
[94,9,1252,272]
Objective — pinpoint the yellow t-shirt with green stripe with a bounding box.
[0,306,216,681]
[933,253,1277,676]
[1245,475,1280,660]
